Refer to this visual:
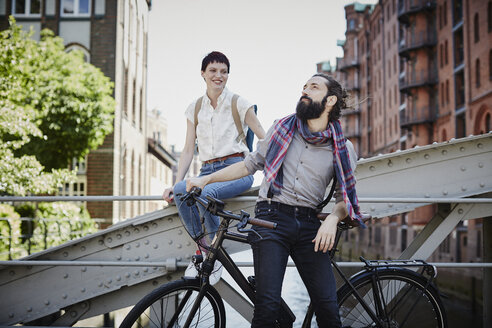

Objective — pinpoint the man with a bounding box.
[187,73,363,327]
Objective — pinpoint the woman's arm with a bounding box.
[186,160,250,192]
[244,106,266,139]
[162,120,196,201]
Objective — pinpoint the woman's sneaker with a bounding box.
[184,259,223,286]
[184,260,199,278]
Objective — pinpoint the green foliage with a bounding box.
[0,202,97,260]
[1,17,115,170]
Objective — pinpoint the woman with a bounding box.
[162,51,265,284]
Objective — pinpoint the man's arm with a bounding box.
[312,200,348,253]
[186,161,251,192]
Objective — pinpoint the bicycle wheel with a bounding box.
[120,278,226,328]
[337,268,447,328]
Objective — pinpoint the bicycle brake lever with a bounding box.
[237,226,262,239]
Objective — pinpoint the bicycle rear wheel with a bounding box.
[120,278,226,328]
[337,268,447,328]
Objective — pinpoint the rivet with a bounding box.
[62,294,68,299]
[80,246,86,251]
[81,267,87,272]
[177,244,182,249]
[480,183,485,188]
[154,244,159,249]
[98,239,104,245]
[98,282,103,287]
[143,225,149,231]
[81,302,87,309]
[125,272,131,278]
[460,147,465,152]
[387,160,393,167]
[134,228,140,233]
[8,312,14,318]
[478,162,484,168]
[144,268,149,273]
[458,209,464,214]
[153,280,159,286]
[116,275,122,281]
[135,256,140,261]
[70,311,78,317]
[406,158,412,164]
[370,206,375,211]
[144,240,150,245]
[135,242,140,248]
[152,223,158,228]
[44,300,50,306]
[107,237,112,243]
[116,234,122,239]
[442,150,447,155]
[477,143,483,149]
[168,240,173,245]
[81,288,86,292]
[461,186,467,191]
[186,241,191,246]
[117,255,122,260]
[388,204,393,208]
[27,307,32,312]
[64,273,69,279]
[134,270,140,276]
[425,194,430,198]
[442,190,448,195]
[460,166,466,171]
[126,245,131,250]
[178,230,183,235]
[424,154,430,159]
[168,218,173,222]
[145,253,149,259]
[106,279,112,284]
[9,270,15,276]
[369,165,376,171]
[125,231,131,236]
[63,251,68,257]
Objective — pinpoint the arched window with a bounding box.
[474,13,480,43]
[441,129,447,142]
[486,113,491,132]
[65,44,90,62]
[476,59,481,88]
[489,49,492,81]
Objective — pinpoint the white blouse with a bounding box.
[185,88,253,162]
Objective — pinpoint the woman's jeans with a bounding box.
[173,156,253,242]
[248,201,341,328]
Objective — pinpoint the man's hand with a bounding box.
[186,176,209,192]
[312,214,339,253]
[162,187,174,202]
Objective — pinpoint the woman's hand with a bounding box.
[312,214,339,253]
[186,176,209,192]
[162,187,174,203]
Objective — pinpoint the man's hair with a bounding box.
[312,73,348,121]
[201,51,230,73]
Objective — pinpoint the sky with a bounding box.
[147,0,377,150]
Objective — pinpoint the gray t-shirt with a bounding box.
[244,122,357,209]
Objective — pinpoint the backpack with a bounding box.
[194,94,256,152]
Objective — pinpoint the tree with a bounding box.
[2,17,116,170]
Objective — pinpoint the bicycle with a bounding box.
[120,188,447,328]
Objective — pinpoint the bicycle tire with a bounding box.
[120,278,226,328]
[337,268,447,328]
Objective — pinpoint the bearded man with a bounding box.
[187,73,363,328]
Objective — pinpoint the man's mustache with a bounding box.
[299,95,312,103]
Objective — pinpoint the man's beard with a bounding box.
[296,95,328,122]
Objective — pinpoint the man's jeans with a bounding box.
[173,156,253,241]
[248,201,341,328]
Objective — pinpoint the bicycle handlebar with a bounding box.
[181,187,277,230]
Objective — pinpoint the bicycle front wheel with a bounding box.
[337,268,447,328]
[120,278,226,328]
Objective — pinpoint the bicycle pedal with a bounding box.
[247,275,256,288]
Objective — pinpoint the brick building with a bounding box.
[319,0,492,304]
[0,0,154,222]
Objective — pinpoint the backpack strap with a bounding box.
[231,94,247,146]
[194,96,204,133]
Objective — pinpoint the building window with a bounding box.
[489,2,492,32]
[456,112,466,138]
[453,28,464,67]
[444,1,448,25]
[489,49,492,81]
[486,113,491,132]
[440,43,444,67]
[455,71,465,109]
[61,0,90,16]
[445,40,449,65]
[66,44,90,62]
[453,0,463,25]
[474,13,480,43]
[476,59,481,88]
[446,79,450,104]
[12,0,41,16]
